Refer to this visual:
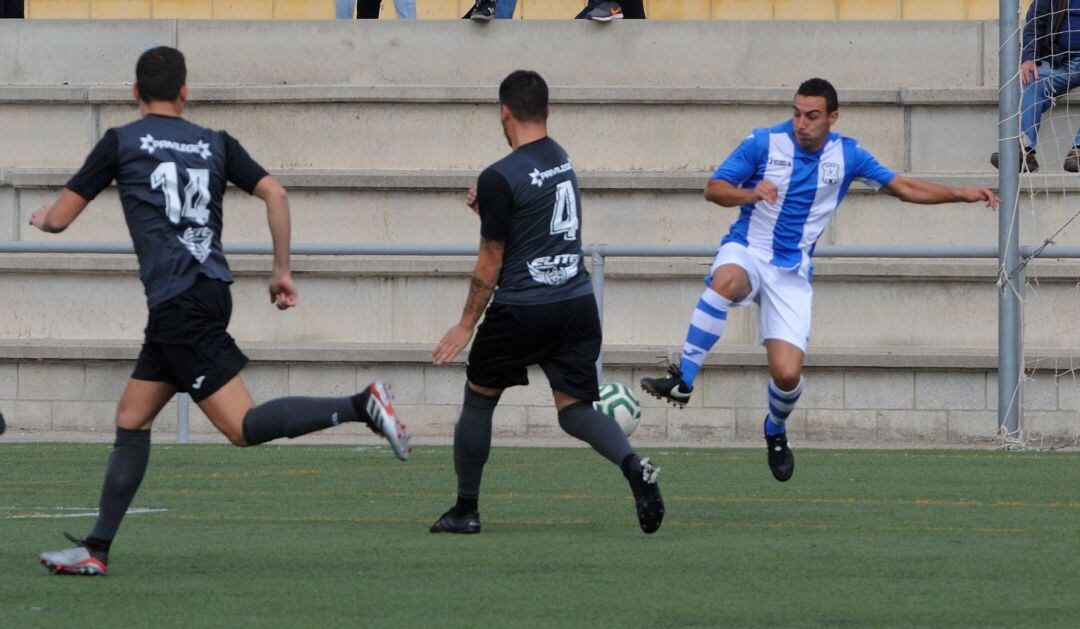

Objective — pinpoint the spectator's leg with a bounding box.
[495,0,518,19]
[575,1,599,19]
[356,0,381,19]
[393,0,416,19]
[1020,62,1061,151]
[622,0,646,18]
[335,0,354,18]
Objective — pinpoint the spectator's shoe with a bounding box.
[640,363,693,408]
[765,419,795,482]
[354,381,411,461]
[430,508,481,534]
[587,1,624,21]
[990,150,1039,172]
[624,455,664,534]
[1064,147,1080,172]
[468,0,496,21]
[39,534,108,576]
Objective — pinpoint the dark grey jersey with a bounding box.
[66,114,267,308]
[477,137,592,305]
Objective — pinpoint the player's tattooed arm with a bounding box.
[432,236,504,365]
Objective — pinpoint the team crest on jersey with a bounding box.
[140,134,213,160]
[178,226,214,263]
[821,162,840,185]
[529,161,574,188]
[527,254,579,286]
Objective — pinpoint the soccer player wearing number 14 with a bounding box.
[642,78,999,482]
[32,47,411,576]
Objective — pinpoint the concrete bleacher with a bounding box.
[2,19,1078,444]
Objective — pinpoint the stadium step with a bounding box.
[3,168,1076,247]
[0,20,998,89]
[0,254,1075,351]
[0,84,1034,173]
[4,339,1075,443]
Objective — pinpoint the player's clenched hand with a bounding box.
[29,204,50,231]
[269,271,298,310]
[466,186,479,214]
[752,180,779,204]
[433,323,473,365]
[963,186,1000,210]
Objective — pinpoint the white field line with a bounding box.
[3,507,168,520]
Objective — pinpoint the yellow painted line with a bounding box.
[139,487,1080,511]
[166,513,1072,536]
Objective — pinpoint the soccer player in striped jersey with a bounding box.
[642,78,998,481]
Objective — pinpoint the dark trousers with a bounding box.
[356,0,380,18]
[0,0,24,18]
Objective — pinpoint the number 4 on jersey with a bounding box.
[550,180,578,241]
[150,162,211,226]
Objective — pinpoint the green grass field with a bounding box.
[1,443,1078,627]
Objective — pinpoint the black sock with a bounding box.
[84,537,111,563]
[241,396,360,446]
[453,384,499,503]
[87,427,151,548]
[557,401,635,466]
[620,452,640,480]
[454,496,479,515]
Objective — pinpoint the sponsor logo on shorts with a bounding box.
[192,375,206,390]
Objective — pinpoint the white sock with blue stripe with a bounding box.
[765,377,804,436]
[677,288,731,388]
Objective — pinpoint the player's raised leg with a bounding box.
[641,261,752,407]
[199,375,410,459]
[763,339,804,482]
[553,389,664,534]
[39,378,175,576]
[430,381,501,534]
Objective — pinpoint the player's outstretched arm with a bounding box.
[883,175,1000,210]
[432,236,504,365]
[252,175,297,310]
[29,189,91,233]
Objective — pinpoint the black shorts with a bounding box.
[132,276,248,402]
[466,293,602,401]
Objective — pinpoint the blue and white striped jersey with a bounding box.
[712,120,896,277]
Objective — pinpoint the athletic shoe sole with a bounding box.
[38,557,107,576]
[365,381,411,461]
[589,12,624,21]
[640,380,689,409]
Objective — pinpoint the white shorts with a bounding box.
[709,242,812,352]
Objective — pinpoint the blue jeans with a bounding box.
[1021,55,1080,150]
[495,0,517,18]
[336,0,416,19]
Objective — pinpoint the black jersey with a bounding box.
[477,137,592,305]
[65,114,268,308]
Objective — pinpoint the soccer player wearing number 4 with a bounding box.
[429,70,663,535]
[33,47,411,576]
[642,78,999,482]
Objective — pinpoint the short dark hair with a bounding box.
[136,46,187,103]
[499,70,548,123]
[796,77,838,113]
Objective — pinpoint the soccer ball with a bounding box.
[593,382,641,437]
